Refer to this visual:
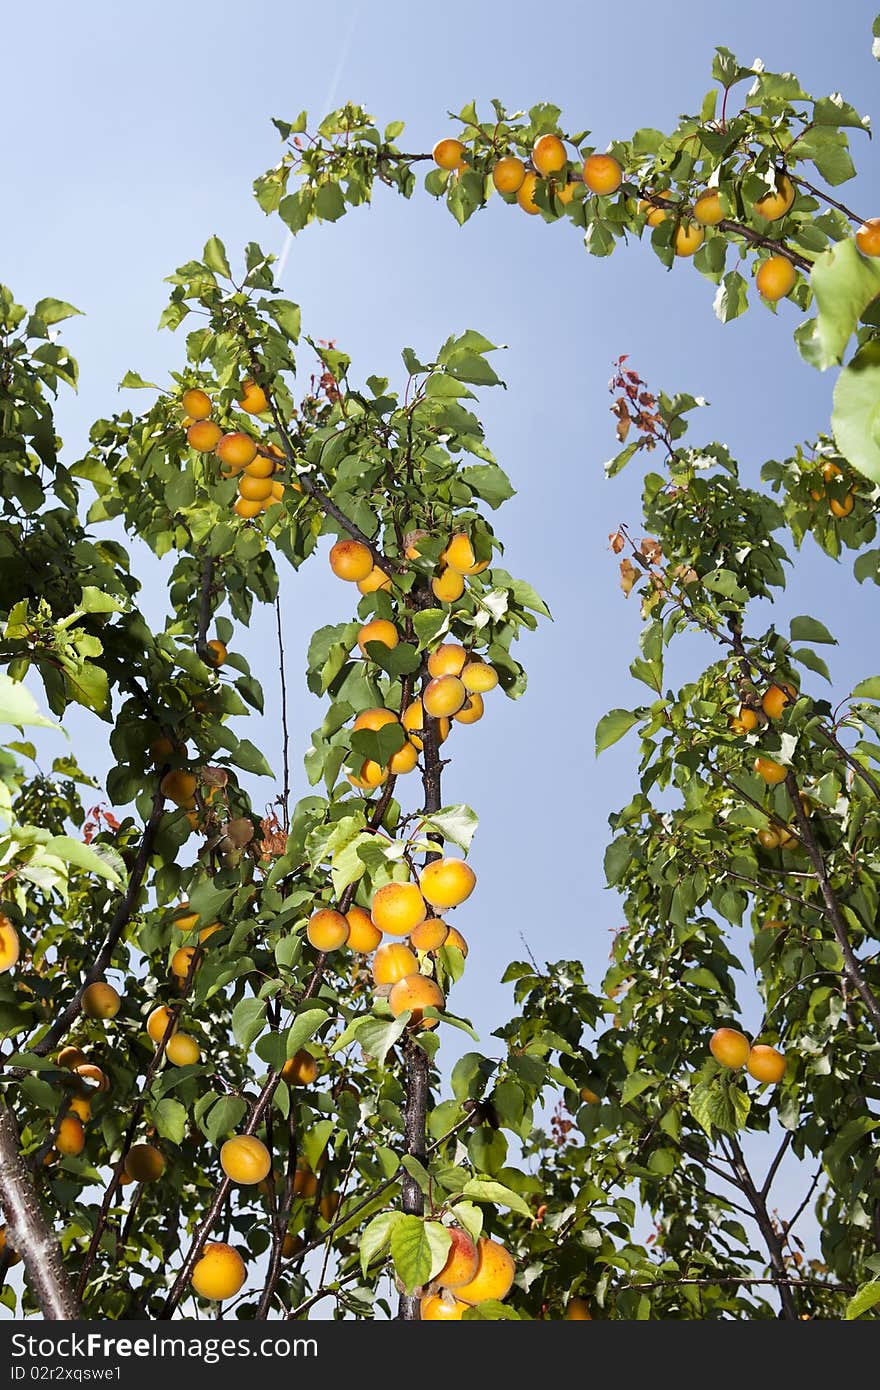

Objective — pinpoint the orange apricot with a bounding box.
[756,256,797,302]
[238,474,273,502]
[532,134,567,176]
[433,138,465,171]
[709,1027,750,1070]
[125,1143,165,1182]
[330,539,374,582]
[282,1050,318,1086]
[160,769,197,808]
[566,1297,592,1319]
[454,693,483,725]
[191,1242,246,1301]
[582,153,622,195]
[461,660,498,693]
[147,1005,178,1045]
[419,858,476,910]
[830,492,854,518]
[166,1032,200,1066]
[357,619,399,656]
[234,497,262,519]
[216,432,258,469]
[187,421,222,453]
[81,981,121,1020]
[345,906,382,953]
[205,638,227,667]
[516,172,540,215]
[238,379,268,414]
[220,1135,272,1185]
[388,974,445,1027]
[455,1237,516,1304]
[307,908,350,952]
[754,174,795,221]
[693,190,724,225]
[424,675,466,718]
[492,156,526,194]
[358,565,392,594]
[371,882,426,937]
[443,926,469,957]
[409,918,449,952]
[171,946,197,980]
[58,1046,87,1070]
[182,388,212,420]
[443,534,476,574]
[436,1226,479,1288]
[56,1115,85,1156]
[420,1293,468,1320]
[856,217,880,257]
[674,222,705,257]
[432,568,465,603]
[353,707,399,732]
[372,942,419,985]
[754,756,788,785]
[0,917,20,973]
[427,643,468,678]
[762,684,797,719]
[747,1044,786,1083]
[389,740,419,775]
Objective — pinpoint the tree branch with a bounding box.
[0,1104,81,1318]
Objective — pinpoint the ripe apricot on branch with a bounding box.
[747,1044,786,1084]
[566,1297,592,1319]
[856,217,880,256]
[205,639,227,667]
[455,1237,516,1304]
[282,1050,318,1086]
[68,1096,91,1122]
[348,759,387,791]
[402,698,450,751]
[238,474,273,503]
[166,1032,200,1066]
[433,138,465,170]
[461,660,498,693]
[372,942,419,985]
[220,1135,271,1185]
[330,539,373,582]
[444,926,468,957]
[709,1027,750,1070]
[358,565,392,594]
[754,174,795,221]
[443,534,476,574]
[147,1005,178,1044]
[125,1143,165,1182]
[582,154,622,196]
[56,1115,85,1156]
[216,433,257,469]
[187,421,222,453]
[182,388,212,420]
[754,756,787,785]
[238,379,268,414]
[371,882,427,937]
[420,1293,468,1320]
[171,946,197,980]
[81,981,121,1019]
[233,497,262,519]
[432,568,465,603]
[516,172,540,215]
[410,917,449,952]
[191,1242,246,1301]
[160,769,197,808]
[492,156,526,193]
[436,1226,479,1288]
[58,1046,87,1070]
[345,906,382,953]
[455,692,483,725]
[729,705,758,735]
[388,974,445,1027]
[756,256,797,302]
[674,222,704,257]
[307,908,350,952]
[353,707,399,732]
[0,917,21,973]
[532,134,567,176]
[693,190,724,225]
[74,1063,109,1092]
[762,683,796,719]
[830,492,854,518]
[427,643,467,679]
[419,857,476,909]
[389,740,419,775]
[357,619,399,656]
[424,675,466,718]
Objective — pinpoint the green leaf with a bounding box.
[44,836,124,886]
[852,677,880,699]
[420,804,479,852]
[389,1214,434,1293]
[232,739,274,777]
[0,675,60,730]
[807,238,880,370]
[285,1008,329,1057]
[832,339,880,484]
[118,370,160,391]
[232,997,266,1049]
[315,183,346,222]
[64,661,110,717]
[350,723,406,766]
[595,708,638,755]
[460,1178,532,1219]
[689,1077,750,1137]
[203,236,231,278]
[360,1210,401,1276]
[32,298,82,326]
[204,1095,247,1143]
[460,464,515,509]
[365,641,421,678]
[80,586,125,615]
[621,1071,656,1105]
[151,1098,187,1145]
[789,616,837,645]
[845,1279,880,1319]
[713,270,749,323]
[462,1301,523,1320]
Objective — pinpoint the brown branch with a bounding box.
[788,172,864,227]
[725,1134,799,1320]
[0,1103,81,1318]
[626,1274,852,1294]
[760,1130,793,1200]
[275,594,291,831]
[194,552,216,663]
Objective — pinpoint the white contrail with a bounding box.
[277,3,362,280]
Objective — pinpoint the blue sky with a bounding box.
[4,0,880,1281]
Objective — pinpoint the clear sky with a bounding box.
[4,0,880,1276]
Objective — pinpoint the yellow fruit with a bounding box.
[372,942,419,985]
[461,660,498,693]
[757,828,781,851]
[566,1297,592,1320]
[674,222,705,257]
[402,698,450,751]
[388,974,445,1027]
[221,1135,272,1185]
[754,756,788,785]
[358,565,392,594]
[762,684,797,719]
[532,134,567,176]
[639,191,670,226]
[73,1063,110,1092]
[754,174,795,221]
[409,917,449,951]
[516,171,540,214]
[492,156,526,193]
[234,497,262,519]
[747,1044,786,1083]
[692,192,723,230]
[147,1005,178,1045]
[729,705,758,734]
[238,379,268,414]
[320,1192,339,1222]
[124,1143,165,1182]
[433,138,465,170]
[432,568,465,603]
[347,759,387,791]
[389,740,418,775]
[419,858,476,909]
[329,539,374,582]
[187,421,222,453]
[56,1115,85,1156]
[0,917,20,973]
[435,1226,479,1288]
[191,1242,246,1301]
[172,903,199,932]
[756,256,797,302]
[371,882,426,937]
[205,639,227,667]
[444,534,476,574]
[357,620,399,656]
[166,1032,200,1066]
[307,908,350,952]
[238,474,272,503]
[353,707,399,732]
[282,1233,303,1259]
[552,180,577,206]
[269,480,286,502]
[579,1087,600,1105]
[68,1096,92,1122]
[856,218,880,257]
[171,945,198,980]
[427,643,467,678]
[830,492,854,518]
[216,432,258,469]
[455,1237,516,1304]
[281,1050,318,1086]
[58,1046,87,1070]
[582,154,622,196]
[424,675,466,718]
[345,906,382,953]
[292,1164,318,1197]
[420,1293,468,1320]
[182,388,212,420]
[243,453,275,479]
[443,926,469,957]
[160,769,197,808]
[454,692,483,725]
[81,982,121,1019]
[709,1027,750,1070]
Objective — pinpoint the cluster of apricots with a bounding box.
[180,386,290,519]
[709,1026,786,1084]
[728,681,813,850]
[808,459,856,519]
[433,133,624,219]
[49,1041,114,1163]
[419,1228,516,1320]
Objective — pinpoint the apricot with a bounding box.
[762,684,797,719]
[709,1027,750,1070]
[191,1242,246,1301]
[371,882,426,937]
[693,190,724,225]
[856,218,880,257]
[234,497,262,519]
[73,1064,109,1092]
[747,1045,786,1083]
[410,918,449,952]
[307,908,350,952]
[372,942,419,985]
[757,828,781,851]
[282,1232,303,1259]
[566,1297,592,1319]
[461,660,498,693]
[433,138,465,171]
[388,974,445,1027]
[292,1163,318,1197]
[187,421,222,453]
[454,693,483,725]
[238,379,268,414]
[754,756,787,785]
[166,1032,200,1066]
[182,388,212,420]
[420,1293,468,1320]
[432,568,465,603]
[81,981,121,1020]
[147,1005,178,1044]
[830,492,854,518]
[443,534,476,574]
[729,705,758,734]
[492,156,526,193]
[345,906,382,953]
[402,698,451,751]
[172,903,199,932]
[754,174,795,221]
[353,707,399,732]
[442,926,468,957]
[582,153,622,196]
[125,1143,165,1182]
[348,759,387,791]
[221,1134,271,1185]
[160,769,198,808]
[282,1050,318,1086]
[320,1192,339,1221]
[0,1227,21,1266]
[532,134,566,176]
[579,1087,600,1105]
[268,479,286,502]
[330,538,374,582]
[358,565,392,594]
[216,432,258,469]
[756,256,797,302]
[68,1096,92,1122]
[639,192,670,226]
[455,1237,516,1304]
[243,453,275,479]
[357,619,399,656]
[436,1226,479,1288]
[171,945,198,980]
[516,172,540,215]
[389,740,419,775]
[0,917,20,973]
[419,858,476,910]
[56,1115,85,1156]
[822,461,842,482]
[238,474,273,503]
[203,639,227,669]
[424,675,466,718]
[58,1046,87,1070]
[674,222,705,257]
[427,643,467,678]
